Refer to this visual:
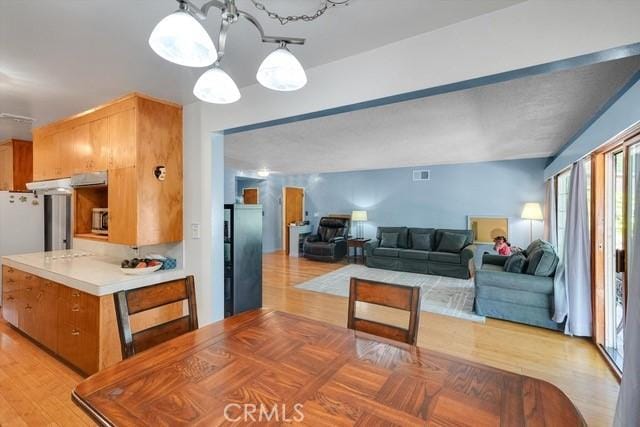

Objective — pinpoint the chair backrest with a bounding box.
[317,217,350,242]
[113,276,198,359]
[347,277,421,345]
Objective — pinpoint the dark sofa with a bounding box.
[474,239,562,330]
[364,227,476,279]
[303,217,350,262]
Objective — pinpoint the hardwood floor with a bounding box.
[0,251,619,426]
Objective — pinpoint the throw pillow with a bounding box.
[504,253,526,273]
[436,232,467,253]
[380,232,399,248]
[411,233,433,251]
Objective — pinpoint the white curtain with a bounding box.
[553,161,592,335]
[614,150,640,426]
[543,178,557,247]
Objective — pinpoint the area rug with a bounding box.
[295,264,485,323]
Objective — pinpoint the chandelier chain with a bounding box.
[250,0,350,25]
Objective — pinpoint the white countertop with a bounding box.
[2,250,186,296]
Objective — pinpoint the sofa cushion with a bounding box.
[481,263,504,273]
[526,246,558,276]
[429,252,461,264]
[411,233,433,251]
[399,249,429,260]
[524,239,552,256]
[408,228,435,250]
[380,232,399,248]
[377,227,409,248]
[373,247,399,257]
[436,232,467,253]
[434,229,474,248]
[504,253,527,273]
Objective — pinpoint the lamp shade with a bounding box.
[521,203,543,220]
[193,66,241,104]
[256,47,307,91]
[351,210,368,221]
[149,10,217,67]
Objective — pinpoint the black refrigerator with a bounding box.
[224,204,263,318]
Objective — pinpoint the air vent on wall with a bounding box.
[412,169,430,181]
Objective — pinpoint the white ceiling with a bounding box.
[224,55,640,174]
[0,0,522,140]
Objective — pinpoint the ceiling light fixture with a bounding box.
[0,113,36,124]
[150,0,350,104]
[257,169,270,178]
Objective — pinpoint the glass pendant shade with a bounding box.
[193,66,241,104]
[149,10,217,67]
[256,47,307,91]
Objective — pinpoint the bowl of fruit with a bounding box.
[120,258,163,275]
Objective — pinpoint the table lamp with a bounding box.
[521,202,543,243]
[351,210,368,239]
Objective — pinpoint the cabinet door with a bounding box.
[33,134,55,181]
[19,276,39,335]
[90,117,110,171]
[36,281,59,352]
[109,109,136,169]
[57,285,99,374]
[71,123,91,174]
[108,167,138,245]
[54,128,74,178]
[2,290,21,326]
[0,144,13,190]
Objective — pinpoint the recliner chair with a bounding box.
[303,217,350,262]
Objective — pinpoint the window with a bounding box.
[556,169,571,255]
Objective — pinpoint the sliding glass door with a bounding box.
[603,150,626,367]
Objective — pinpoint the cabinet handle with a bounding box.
[6,296,14,301]
[71,291,80,297]
[25,287,32,292]
[25,305,32,311]
[7,267,14,273]
[72,305,80,312]
[7,278,15,283]
[25,275,33,280]
[71,329,80,336]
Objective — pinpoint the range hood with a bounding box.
[70,171,108,188]
[26,178,72,195]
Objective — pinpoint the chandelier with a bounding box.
[149,0,350,104]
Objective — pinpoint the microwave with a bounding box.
[91,208,109,235]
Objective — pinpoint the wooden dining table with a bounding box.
[73,309,585,426]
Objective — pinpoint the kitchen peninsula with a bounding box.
[2,250,185,375]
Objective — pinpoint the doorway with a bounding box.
[603,149,626,367]
[282,187,304,255]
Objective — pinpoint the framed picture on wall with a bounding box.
[467,216,510,244]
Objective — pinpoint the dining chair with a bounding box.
[347,277,421,345]
[113,276,198,359]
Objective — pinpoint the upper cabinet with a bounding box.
[0,139,33,191]
[32,93,183,246]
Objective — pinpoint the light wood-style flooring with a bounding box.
[0,252,619,426]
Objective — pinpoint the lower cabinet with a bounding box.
[1,265,103,375]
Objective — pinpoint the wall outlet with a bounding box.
[191,223,201,239]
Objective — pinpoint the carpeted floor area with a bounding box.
[295,264,484,322]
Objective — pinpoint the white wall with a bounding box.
[185,1,640,325]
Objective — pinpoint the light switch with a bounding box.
[191,223,201,239]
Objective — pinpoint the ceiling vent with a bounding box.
[412,169,430,181]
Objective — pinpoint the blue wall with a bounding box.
[224,158,548,255]
[545,74,640,178]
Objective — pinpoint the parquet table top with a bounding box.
[73,309,585,426]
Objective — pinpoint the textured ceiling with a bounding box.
[224,55,640,174]
[0,0,522,140]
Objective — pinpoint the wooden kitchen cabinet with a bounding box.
[0,139,33,190]
[33,93,183,246]
[1,289,21,326]
[108,108,136,169]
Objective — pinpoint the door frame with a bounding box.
[590,122,640,377]
[282,186,305,254]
